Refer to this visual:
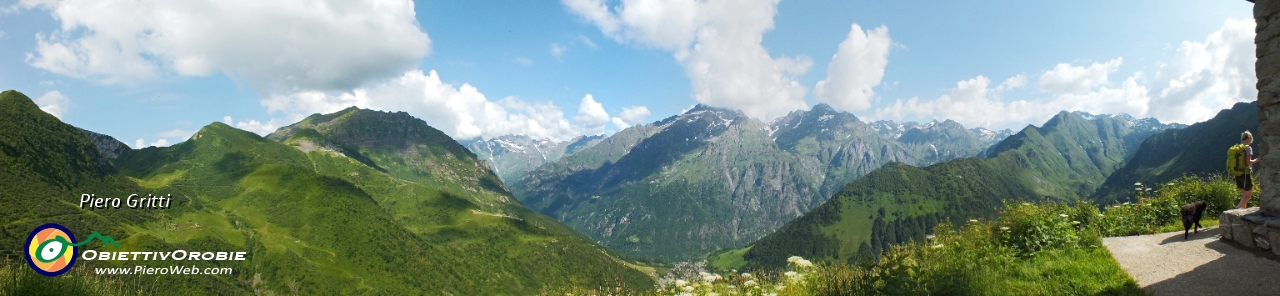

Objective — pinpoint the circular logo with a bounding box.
[25,223,78,277]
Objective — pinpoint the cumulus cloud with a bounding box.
[814,24,892,112]
[35,90,71,119]
[574,94,611,135]
[149,139,170,147]
[1038,58,1122,93]
[611,106,651,129]
[260,70,632,142]
[995,74,1027,93]
[563,0,811,120]
[21,0,430,91]
[1147,18,1256,124]
[235,118,291,136]
[223,116,232,125]
[875,71,1150,130]
[877,18,1255,129]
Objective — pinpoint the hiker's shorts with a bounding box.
[1237,173,1254,191]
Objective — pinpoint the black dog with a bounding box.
[1182,201,1207,240]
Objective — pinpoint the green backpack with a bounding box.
[1227,143,1249,176]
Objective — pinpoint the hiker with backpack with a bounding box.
[1230,131,1260,209]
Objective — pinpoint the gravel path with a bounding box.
[1102,226,1280,296]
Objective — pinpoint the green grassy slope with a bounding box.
[0,91,654,294]
[1090,102,1259,205]
[728,111,1167,270]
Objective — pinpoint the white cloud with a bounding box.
[235,118,290,136]
[223,116,232,125]
[1148,18,1256,124]
[578,35,598,49]
[551,43,567,58]
[876,18,1255,129]
[875,72,1150,129]
[574,94,611,135]
[157,129,193,139]
[21,0,429,91]
[1038,58,1122,93]
[35,90,71,119]
[611,106,651,129]
[515,57,533,66]
[134,138,143,149]
[149,139,170,147]
[563,0,811,120]
[995,74,1027,93]
[814,24,892,112]
[262,70,594,141]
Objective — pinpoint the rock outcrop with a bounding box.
[1256,0,1280,214]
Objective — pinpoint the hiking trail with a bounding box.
[1103,226,1280,295]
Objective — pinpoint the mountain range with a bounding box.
[0,91,653,294]
[3,84,1225,293]
[721,108,1189,270]
[463,134,604,184]
[508,103,1030,261]
[1089,102,1257,205]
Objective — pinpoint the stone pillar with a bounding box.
[1256,0,1280,215]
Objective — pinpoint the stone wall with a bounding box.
[1257,0,1280,214]
[1220,208,1280,255]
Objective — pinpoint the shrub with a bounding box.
[1097,175,1236,237]
[994,202,1085,256]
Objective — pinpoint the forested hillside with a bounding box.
[1090,102,1259,205]
[728,110,1178,270]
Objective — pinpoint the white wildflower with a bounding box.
[744,280,758,287]
[787,256,803,263]
[682,285,694,292]
[708,293,719,296]
[775,284,785,290]
[741,272,752,278]
[785,271,798,278]
[675,279,687,287]
[1059,214,1069,218]
[1071,221,1081,225]
[1134,182,1142,186]
[1000,226,1010,231]
[926,234,936,240]
[678,292,693,296]
[1097,214,1105,217]
[932,244,944,249]
[1022,203,1031,206]
[766,293,778,296]
[969,219,979,223]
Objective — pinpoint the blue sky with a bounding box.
[0,0,1258,146]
